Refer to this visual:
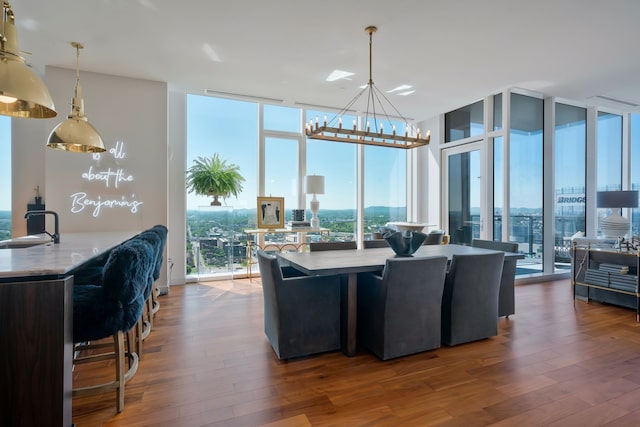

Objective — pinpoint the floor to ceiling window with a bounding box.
[629,114,640,236]
[596,111,623,237]
[186,95,258,278]
[444,101,484,245]
[186,95,415,278]
[444,100,484,143]
[441,90,640,280]
[493,136,503,240]
[630,114,640,235]
[0,116,10,240]
[264,137,299,207]
[264,106,302,210]
[554,103,586,270]
[509,93,543,273]
[493,94,503,240]
[305,110,357,242]
[364,143,407,239]
[447,146,482,245]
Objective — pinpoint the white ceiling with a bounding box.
[11,0,640,121]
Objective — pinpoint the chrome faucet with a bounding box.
[24,210,60,244]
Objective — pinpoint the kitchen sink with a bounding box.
[0,235,52,249]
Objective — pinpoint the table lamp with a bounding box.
[597,190,639,238]
[305,175,325,228]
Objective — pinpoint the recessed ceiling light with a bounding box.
[202,43,221,62]
[397,90,416,96]
[387,84,412,93]
[326,70,355,82]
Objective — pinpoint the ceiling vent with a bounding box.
[589,95,640,109]
[204,89,283,104]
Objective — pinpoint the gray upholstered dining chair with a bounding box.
[471,239,518,254]
[424,230,445,245]
[357,256,449,360]
[257,250,341,360]
[471,239,519,318]
[309,241,357,251]
[441,252,504,346]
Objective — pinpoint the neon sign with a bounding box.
[72,140,144,217]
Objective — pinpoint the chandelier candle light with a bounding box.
[305,175,325,229]
[305,26,430,149]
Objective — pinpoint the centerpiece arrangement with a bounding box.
[380,227,427,256]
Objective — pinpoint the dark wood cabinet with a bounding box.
[0,275,73,427]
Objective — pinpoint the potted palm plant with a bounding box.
[186,154,245,206]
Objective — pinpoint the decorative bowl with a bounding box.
[383,230,427,256]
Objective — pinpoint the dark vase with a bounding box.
[383,230,427,256]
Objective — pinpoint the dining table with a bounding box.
[276,244,523,357]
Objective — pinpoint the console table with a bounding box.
[244,227,330,278]
[571,241,640,321]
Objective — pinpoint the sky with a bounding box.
[186,95,406,212]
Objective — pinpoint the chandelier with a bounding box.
[305,26,430,149]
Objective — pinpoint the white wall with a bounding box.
[418,115,442,229]
[12,67,170,289]
[167,90,186,287]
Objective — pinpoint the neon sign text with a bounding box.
[81,166,133,189]
[70,192,144,218]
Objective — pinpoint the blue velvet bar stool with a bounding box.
[69,225,166,288]
[149,225,168,316]
[72,238,154,413]
[134,230,161,340]
[134,226,167,336]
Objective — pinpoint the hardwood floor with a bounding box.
[72,278,640,426]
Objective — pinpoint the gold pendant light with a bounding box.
[0,2,56,118]
[305,26,430,149]
[47,42,105,153]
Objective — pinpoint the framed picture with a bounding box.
[257,196,284,229]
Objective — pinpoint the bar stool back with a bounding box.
[72,238,154,412]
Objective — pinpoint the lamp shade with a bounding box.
[305,175,325,195]
[596,191,639,208]
[47,116,105,153]
[0,3,56,118]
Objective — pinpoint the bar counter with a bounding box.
[0,231,135,279]
[0,231,137,427]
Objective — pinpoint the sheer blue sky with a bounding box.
[186,95,406,211]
